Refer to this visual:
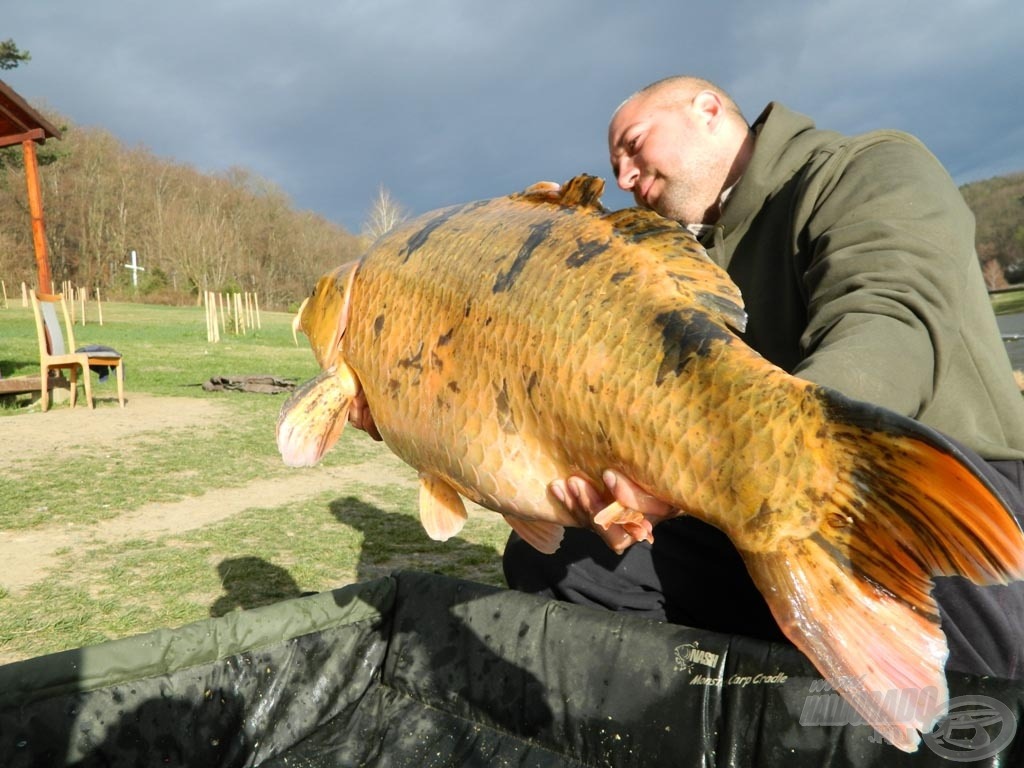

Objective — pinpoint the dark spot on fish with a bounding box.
[696,291,747,333]
[803,487,826,506]
[447,380,461,394]
[620,220,680,243]
[387,379,401,397]
[398,342,424,372]
[495,380,517,434]
[809,532,847,568]
[588,384,597,393]
[485,316,493,326]
[373,314,386,337]
[430,350,443,370]
[826,512,852,529]
[399,208,457,262]
[464,301,472,318]
[565,237,610,268]
[437,328,454,346]
[610,269,634,284]
[493,220,554,293]
[525,370,539,401]
[654,309,733,385]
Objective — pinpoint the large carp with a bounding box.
[278,174,1024,752]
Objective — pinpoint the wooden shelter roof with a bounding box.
[0,78,61,148]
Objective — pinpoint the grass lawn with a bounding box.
[991,286,1024,315]
[0,297,510,663]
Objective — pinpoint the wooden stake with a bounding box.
[204,291,211,341]
[254,293,261,329]
[1,280,7,309]
[95,287,104,325]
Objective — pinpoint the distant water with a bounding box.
[997,312,1024,370]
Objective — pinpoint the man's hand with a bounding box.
[549,470,677,554]
[348,387,383,441]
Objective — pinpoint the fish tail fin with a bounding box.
[277,365,359,467]
[745,540,945,752]
[744,393,1024,752]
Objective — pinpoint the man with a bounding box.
[502,76,1024,678]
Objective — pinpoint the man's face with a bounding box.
[608,92,717,225]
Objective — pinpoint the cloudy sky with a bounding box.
[5,1,1024,233]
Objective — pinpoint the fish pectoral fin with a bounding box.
[743,540,946,754]
[418,474,468,542]
[503,515,565,555]
[276,364,359,467]
[592,502,654,549]
[593,501,643,529]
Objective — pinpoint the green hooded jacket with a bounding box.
[702,103,1024,461]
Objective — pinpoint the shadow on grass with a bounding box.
[0,358,36,378]
[210,555,306,617]
[328,495,503,585]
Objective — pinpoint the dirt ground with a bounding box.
[0,393,418,594]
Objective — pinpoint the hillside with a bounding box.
[0,110,364,310]
[2,109,1023,305]
[960,171,1024,287]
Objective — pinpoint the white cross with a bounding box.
[124,249,145,287]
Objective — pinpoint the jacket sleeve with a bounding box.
[791,134,976,418]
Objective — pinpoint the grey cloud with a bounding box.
[5,0,1024,231]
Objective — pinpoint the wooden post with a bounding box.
[95,287,104,325]
[22,137,51,292]
[254,293,261,329]
[21,282,27,307]
[1,280,7,309]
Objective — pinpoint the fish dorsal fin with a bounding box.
[519,174,608,212]
[603,206,747,334]
[556,174,607,209]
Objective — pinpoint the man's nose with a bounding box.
[616,160,639,191]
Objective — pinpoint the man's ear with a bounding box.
[692,89,724,131]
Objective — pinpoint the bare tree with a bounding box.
[361,184,407,242]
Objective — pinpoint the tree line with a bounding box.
[959,171,1024,288]
[0,109,365,310]
[1,103,1021,308]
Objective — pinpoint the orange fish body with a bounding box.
[278,175,1024,752]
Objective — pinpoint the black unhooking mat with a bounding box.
[0,571,1021,766]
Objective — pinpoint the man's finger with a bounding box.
[602,469,673,519]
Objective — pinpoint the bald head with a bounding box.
[614,76,746,123]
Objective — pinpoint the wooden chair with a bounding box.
[30,290,125,411]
